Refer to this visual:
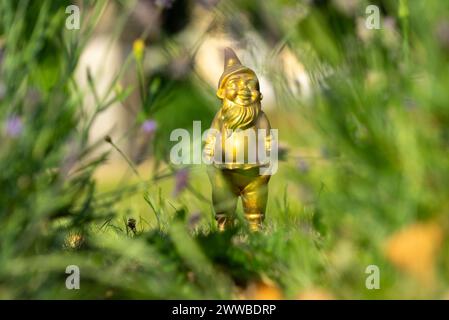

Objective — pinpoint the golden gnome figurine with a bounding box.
[204,48,275,232]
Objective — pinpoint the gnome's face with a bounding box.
[222,72,261,106]
[217,48,263,129]
[217,48,262,107]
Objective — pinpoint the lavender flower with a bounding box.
[141,119,157,134]
[173,168,189,196]
[154,0,174,9]
[188,211,202,229]
[5,116,23,137]
[297,158,309,174]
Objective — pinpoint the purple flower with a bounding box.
[154,0,174,9]
[297,158,309,173]
[141,119,157,134]
[5,116,23,137]
[188,211,202,229]
[173,168,189,196]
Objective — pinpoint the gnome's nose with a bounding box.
[238,89,251,96]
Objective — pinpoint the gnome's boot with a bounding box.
[245,213,264,232]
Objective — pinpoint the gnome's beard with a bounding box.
[221,99,260,131]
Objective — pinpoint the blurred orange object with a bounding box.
[296,288,335,300]
[385,222,443,284]
[244,281,283,300]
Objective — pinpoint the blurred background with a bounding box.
[0,0,448,299]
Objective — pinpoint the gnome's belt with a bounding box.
[214,165,264,177]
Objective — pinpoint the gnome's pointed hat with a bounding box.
[217,47,256,90]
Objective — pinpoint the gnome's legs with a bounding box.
[241,174,270,231]
[208,168,238,231]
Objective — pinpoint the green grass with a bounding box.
[1,0,449,299]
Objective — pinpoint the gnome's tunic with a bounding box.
[203,108,272,170]
[204,48,273,231]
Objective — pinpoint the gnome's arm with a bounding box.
[203,110,222,162]
[257,112,272,155]
[255,112,274,170]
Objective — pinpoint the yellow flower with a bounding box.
[385,222,443,284]
[133,39,145,61]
